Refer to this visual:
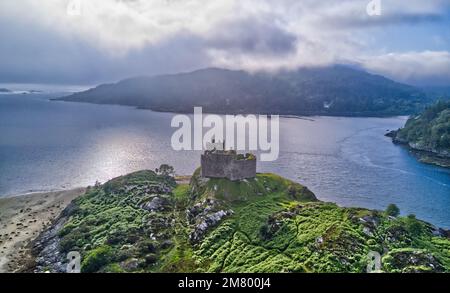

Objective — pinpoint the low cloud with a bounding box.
[0,0,449,85]
[206,17,298,57]
[360,51,450,86]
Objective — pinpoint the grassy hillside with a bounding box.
[32,168,450,273]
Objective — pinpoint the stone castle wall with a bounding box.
[201,153,256,181]
[228,158,257,181]
[201,153,233,179]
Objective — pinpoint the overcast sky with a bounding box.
[1,0,450,86]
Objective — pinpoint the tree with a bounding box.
[385,204,400,217]
[156,164,175,177]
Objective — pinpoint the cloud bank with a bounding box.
[0,0,449,86]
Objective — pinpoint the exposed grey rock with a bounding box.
[32,202,78,273]
[430,226,450,238]
[189,209,233,242]
[387,249,445,273]
[316,237,324,245]
[160,239,173,249]
[141,196,171,212]
[186,198,233,242]
[120,258,139,271]
[360,215,380,226]
[363,226,373,236]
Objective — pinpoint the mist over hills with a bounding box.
[58,66,431,116]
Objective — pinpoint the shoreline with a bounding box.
[410,150,450,169]
[0,187,85,273]
[52,98,415,118]
[385,130,450,169]
[1,186,86,199]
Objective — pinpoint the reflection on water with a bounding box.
[0,94,449,228]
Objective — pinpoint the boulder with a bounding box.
[141,196,171,212]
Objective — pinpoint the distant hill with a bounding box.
[0,88,11,93]
[422,86,450,100]
[57,66,430,116]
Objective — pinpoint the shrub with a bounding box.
[81,245,114,273]
[156,164,175,177]
[59,230,86,253]
[385,204,400,217]
[137,240,157,254]
[259,224,271,240]
[405,214,422,236]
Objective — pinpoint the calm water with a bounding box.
[1,94,449,228]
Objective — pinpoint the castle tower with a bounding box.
[201,141,256,181]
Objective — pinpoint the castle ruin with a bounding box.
[201,140,256,181]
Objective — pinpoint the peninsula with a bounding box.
[387,100,450,168]
[4,162,446,273]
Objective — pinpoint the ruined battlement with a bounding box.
[201,149,256,181]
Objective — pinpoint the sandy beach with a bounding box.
[0,188,85,273]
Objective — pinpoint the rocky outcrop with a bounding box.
[386,130,450,168]
[123,183,173,196]
[141,195,172,212]
[30,202,78,273]
[187,199,233,242]
[384,249,446,273]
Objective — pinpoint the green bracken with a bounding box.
[56,167,450,273]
